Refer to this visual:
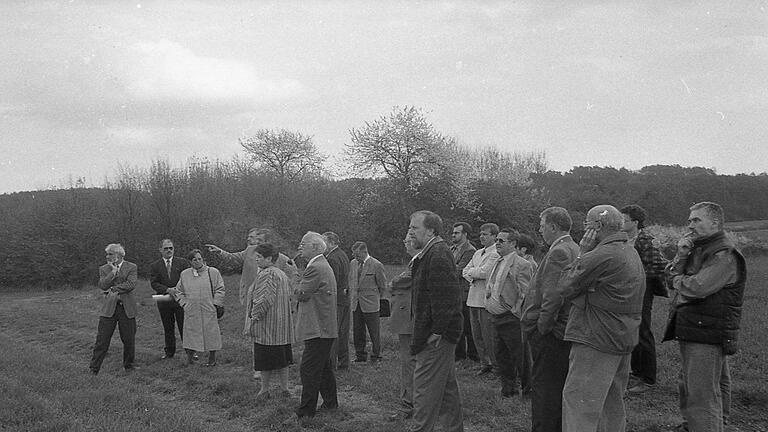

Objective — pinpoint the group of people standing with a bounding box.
[87,200,745,432]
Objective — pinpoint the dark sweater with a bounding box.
[410,237,464,355]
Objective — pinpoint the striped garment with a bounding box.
[248,265,294,345]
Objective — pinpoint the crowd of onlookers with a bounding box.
[89,201,745,432]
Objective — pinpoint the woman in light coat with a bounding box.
[169,249,225,366]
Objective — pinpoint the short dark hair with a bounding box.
[158,238,173,248]
[690,201,725,229]
[351,241,368,252]
[411,210,443,237]
[322,231,340,246]
[187,248,203,261]
[453,222,471,236]
[517,233,537,253]
[620,204,648,229]
[479,223,500,235]
[498,228,520,244]
[540,207,572,232]
[255,243,279,262]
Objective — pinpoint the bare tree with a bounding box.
[239,129,326,185]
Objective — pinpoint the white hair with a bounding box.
[303,231,327,253]
[105,243,126,257]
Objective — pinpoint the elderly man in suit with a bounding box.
[150,239,191,359]
[408,210,464,432]
[290,231,339,422]
[89,243,139,375]
[323,231,351,371]
[349,241,387,362]
[521,207,579,432]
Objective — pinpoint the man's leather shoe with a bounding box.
[161,354,174,359]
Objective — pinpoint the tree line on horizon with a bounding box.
[2,106,767,289]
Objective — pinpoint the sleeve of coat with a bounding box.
[150,261,168,294]
[537,248,575,335]
[296,264,319,302]
[173,276,188,308]
[111,264,137,294]
[374,261,388,297]
[428,253,461,336]
[211,268,225,306]
[98,266,113,291]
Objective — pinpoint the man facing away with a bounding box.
[89,243,139,375]
[620,204,668,393]
[290,231,338,422]
[408,210,464,432]
[662,202,746,432]
[149,239,190,359]
[462,223,500,375]
[521,206,579,432]
[450,222,477,362]
[485,228,534,398]
[322,231,351,371]
[556,205,645,432]
[348,241,387,362]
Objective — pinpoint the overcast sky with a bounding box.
[1,1,766,193]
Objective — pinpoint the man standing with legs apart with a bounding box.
[486,228,534,398]
[521,207,579,432]
[450,222,477,362]
[90,243,139,375]
[349,241,387,362]
[408,210,464,432]
[150,239,190,359]
[288,231,338,424]
[663,202,745,432]
[323,232,351,371]
[620,205,668,393]
[557,205,645,432]
[462,223,500,375]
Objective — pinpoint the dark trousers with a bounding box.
[631,286,656,384]
[455,303,478,361]
[353,304,381,360]
[492,312,528,395]
[330,301,350,369]
[297,337,338,417]
[89,303,136,372]
[528,329,571,432]
[158,303,184,356]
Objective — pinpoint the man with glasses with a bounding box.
[555,205,645,432]
[150,239,190,359]
[450,222,477,362]
[462,223,500,375]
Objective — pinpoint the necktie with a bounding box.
[358,261,364,284]
[166,259,172,278]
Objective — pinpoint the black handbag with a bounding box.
[208,269,224,319]
[379,298,391,318]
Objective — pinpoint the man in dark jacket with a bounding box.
[663,202,746,432]
[450,222,477,362]
[149,239,190,359]
[408,210,464,432]
[323,232,351,370]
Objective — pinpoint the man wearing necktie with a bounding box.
[150,239,190,359]
[89,243,139,375]
[348,241,387,362]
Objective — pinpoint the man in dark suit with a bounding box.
[450,222,477,362]
[89,243,139,375]
[323,231,351,370]
[348,241,387,362]
[149,239,190,359]
[287,231,338,423]
[408,210,464,432]
[521,207,580,432]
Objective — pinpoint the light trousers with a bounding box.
[410,341,464,432]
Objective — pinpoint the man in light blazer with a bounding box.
[290,231,339,422]
[149,239,191,359]
[520,207,580,432]
[89,243,139,375]
[348,241,387,362]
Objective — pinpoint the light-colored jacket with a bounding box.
[98,261,138,318]
[295,255,338,341]
[174,266,225,351]
[462,244,500,307]
[485,253,534,318]
[349,255,387,313]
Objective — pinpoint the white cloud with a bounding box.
[123,39,306,104]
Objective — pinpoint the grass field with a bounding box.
[0,259,766,432]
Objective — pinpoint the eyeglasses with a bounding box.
[451,231,462,235]
[495,238,511,244]
[163,247,174,250]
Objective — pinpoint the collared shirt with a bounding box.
[307,253,323,268]
[485,253,533,317]
[415,236,439,260]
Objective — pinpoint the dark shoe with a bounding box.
[370,356,382,362]
[192,353,199,361]
[161,354,174,359]
[90,369,99,375]
[387,410,413,421]
[354,357,367,363]
[125,366,139,372]
[477,365,493,375]
[318,403,339,412]
[203,362,217,367]
[501,391,519,398]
